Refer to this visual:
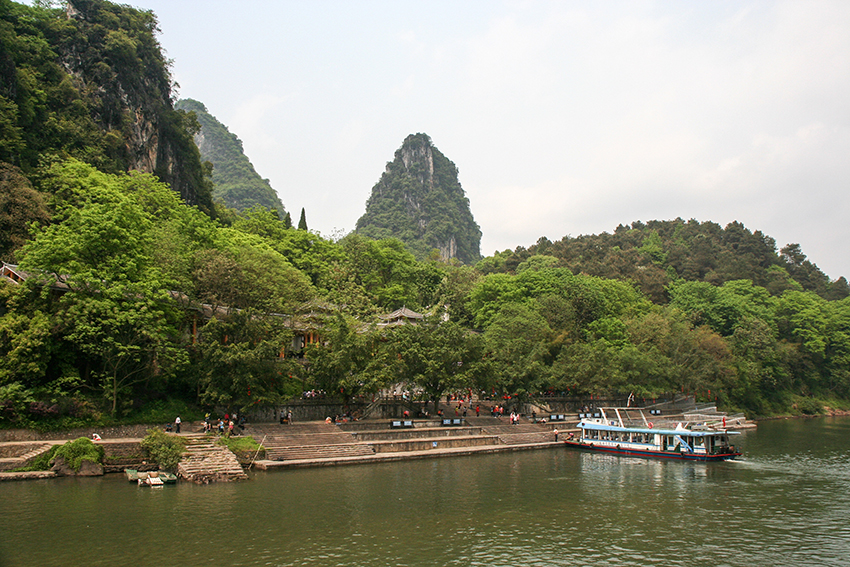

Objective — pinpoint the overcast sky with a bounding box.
[130,0,849,279]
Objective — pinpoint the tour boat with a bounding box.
[564,407,741,461]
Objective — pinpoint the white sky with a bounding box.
[129,0,849,279]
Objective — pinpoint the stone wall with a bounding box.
[0,424,160,443]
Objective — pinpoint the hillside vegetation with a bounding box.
[0,0,214,217]
[175,98,286,216]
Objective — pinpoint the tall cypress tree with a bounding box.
[298,208,308,231]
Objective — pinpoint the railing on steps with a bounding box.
[359,397,384,419]
[248,435,266,470]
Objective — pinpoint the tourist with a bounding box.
[175,415,181,433]
[554,428,559,442]
[91,433,101,441]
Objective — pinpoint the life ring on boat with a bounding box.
[648,422,653,428]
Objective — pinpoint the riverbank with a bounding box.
[0,400,761,481]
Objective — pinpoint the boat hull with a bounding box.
[563,440,740,462]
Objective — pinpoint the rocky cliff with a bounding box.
[356,133,481,264]
[0,0,214,214]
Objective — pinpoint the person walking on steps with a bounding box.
[175,416,181,434]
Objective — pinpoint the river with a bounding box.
[2,417,849,567]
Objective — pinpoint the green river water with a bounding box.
[2,417,849,567]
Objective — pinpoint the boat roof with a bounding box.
[578,420,740,437]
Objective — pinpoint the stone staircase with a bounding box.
[479,423,560,445]
[0,442,54,471]
[248,418,570,470]
[256,422,376,462]
[267,444,376,461]
[177,435,247,483]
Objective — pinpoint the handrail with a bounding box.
[248,434,267,470]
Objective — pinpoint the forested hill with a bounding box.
[477,219,849,302]
[175,99,286,216]
[0,0,213,216]
[356,133,482,264]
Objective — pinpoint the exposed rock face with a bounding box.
[50,455,104,477]
[356,133,481,264]
[57,1,214,215]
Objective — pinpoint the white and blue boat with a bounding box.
[565,407,741,461]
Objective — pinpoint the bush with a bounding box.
[131,399,203,425]
[51,438,104,472]
[140,428,186,471]
[793,396,824,416]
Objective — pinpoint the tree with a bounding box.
[483,303,551,401]
[0,163,50,261]
[387,319,484,414]
[19,160,188,416]
[196,310,300,412]
[305,313,385,404]
[298,207,308,231]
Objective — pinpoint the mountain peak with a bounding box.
[357,133,481,264]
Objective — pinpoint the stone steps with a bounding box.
[261,432,356,447]
[0,443,54,471]
[266,443,376,461]
[497,432,556,445]
[177,436,247,483]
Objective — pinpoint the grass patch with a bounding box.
[217,435,264,454]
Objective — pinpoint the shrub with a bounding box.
[140,428,186,471]
[51,438,105,472]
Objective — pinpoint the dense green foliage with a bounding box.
[140,427,185,471]
[175,99,285,215]
[2,157,848,422]
[51,436,104,472]
[478,219,848,302]
[356,133,482,264]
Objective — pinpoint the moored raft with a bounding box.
[125,469,177,485]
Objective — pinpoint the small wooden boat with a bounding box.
[125,469,177,485]
[564,407,742,462]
